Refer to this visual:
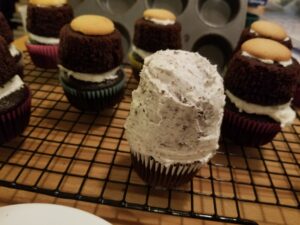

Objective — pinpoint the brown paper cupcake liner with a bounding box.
[221,108,281,147]
[0,91,31,144]
[131,151,202,189]
[26,43,58,69]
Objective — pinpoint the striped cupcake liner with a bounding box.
[131,151,202,189]
[0,91,31,144]
[221,108,281,147]
[26,43,59,69]
[128,51,143,81]
[59,75,125,112]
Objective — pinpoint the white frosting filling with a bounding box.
[0,75,24,100]
[226,90,295,127]
[284,36,290,42]
[132,44,153,59]
[9,44,20,57]
[241,51,293,67]
[58,65,119,83]
[28,32,59,45]
[125,50,225,166]
[145,17,175,25]
[250,29,256,34]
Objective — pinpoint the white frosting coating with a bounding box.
[9,44,20,57]
[226,90,295,127]
[132,44,153,59]
[58,65,119,83]
[125,50,225,166]
[0,75,24,100]
[28,32,59,45]
[145,17,175,25]
[241,51,293,67]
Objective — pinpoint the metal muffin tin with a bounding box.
[70,0,247,71]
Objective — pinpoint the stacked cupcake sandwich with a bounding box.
[0,37,31,144]
[129,9,182,79]
[58,15,125,112]
[222,38,300,146]
[125,50,225,188]
[26,0,73,68]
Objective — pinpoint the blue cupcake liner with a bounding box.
[59,74,125,112]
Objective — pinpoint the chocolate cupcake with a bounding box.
[26,0,73,68]
[236,20,293,50]
[0,12,23,77]
[58,15,125,112]
[222,38,300,146]
[125,50,225,188]
[0,37,31,144]
[129,9,182,79]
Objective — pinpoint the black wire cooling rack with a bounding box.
[0,53,299,225]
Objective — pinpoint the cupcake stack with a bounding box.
[58,15,125,112]
[0,37,31,144]
[129,9,182,79]
[26,0,73,68]
[222,38,300,146]
[125,50,225,188]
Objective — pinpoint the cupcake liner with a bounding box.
[131,151,202,189]
[0,91,31,144]
[26,43,58,69]
[59,75,125,112]
[221,108,281,147]
[128,52,143,81]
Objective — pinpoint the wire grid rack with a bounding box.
[0,53,299,225]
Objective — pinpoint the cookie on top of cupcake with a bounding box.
[0,36,31,144]
[26,0,73,68]
[237,20,292,50]
[58,15,125,112]
[129,8,182,79]
[222,38,300,146]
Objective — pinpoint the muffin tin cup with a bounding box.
[59,74,126,112]
[26,43,59,69]
[131,151,203,189]
[221,108,281,147]
[0,90,31,145]
[73,0,247,73]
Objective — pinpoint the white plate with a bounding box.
[0,203,111,225]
